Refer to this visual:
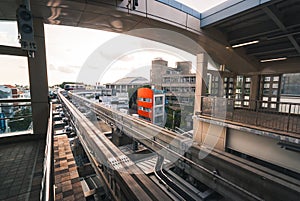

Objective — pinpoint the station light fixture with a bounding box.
[260,57,287,63]
[231,40,259,48]
[133,0,139,10]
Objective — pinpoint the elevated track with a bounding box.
[58,91,300,201]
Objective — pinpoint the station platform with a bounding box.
[0,138,45,200]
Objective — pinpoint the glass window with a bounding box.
[155,97,163,105]
[272,83,278,89]
[281,73,300,96]
[273,76,279,82]
[271,97,277,102]
[263,89,269,95]
[0,21,20,47]
[246,77,251,82]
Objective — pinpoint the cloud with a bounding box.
[18,65,27,69]
[48,64,57,70]
[0,32,19,46]
[119,54,135,62]
[48,64,80,74]
[57,65,80,73]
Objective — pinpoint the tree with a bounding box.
[8,106,32,132]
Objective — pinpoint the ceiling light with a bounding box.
[260,57,287,63]
[231,40,259,48]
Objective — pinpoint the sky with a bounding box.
[0,22,197,86]
[177,0,228,12]
[0,0,226,86]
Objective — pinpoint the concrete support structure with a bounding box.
[194,53,208,114]
[28,18,49,136]
[193,53,210,147]
[112,129,132,146]
[249,75,260,110]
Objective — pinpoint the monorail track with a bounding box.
[65,92,263,201]
[60,91,300,201]
[59,92,173,201]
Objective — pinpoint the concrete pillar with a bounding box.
[132,140,138,151]
[194,53,208,114]
[193,53,208,145]
[249,75,260,110]
[27,18,49,137]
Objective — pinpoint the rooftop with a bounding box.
[110,77,149,85]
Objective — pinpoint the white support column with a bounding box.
[27,18,49,136]
[249,74,260,110]
[194,53,208,114]
[193,53,208,145]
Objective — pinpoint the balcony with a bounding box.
[0,99,53,200]
[200,96,300,135]
[0,98,32,135]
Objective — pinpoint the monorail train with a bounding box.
[64,83,85,91]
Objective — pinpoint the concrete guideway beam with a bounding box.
[187,145,300,201]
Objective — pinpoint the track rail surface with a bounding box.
[62,92,300,201]
[59,92,172,201]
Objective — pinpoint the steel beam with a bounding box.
[0,45,27,57]
[263,6,300,54]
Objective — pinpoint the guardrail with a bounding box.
[40,102,54,201]
[201,96,300,134]
[0,98,32,134]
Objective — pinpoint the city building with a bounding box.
[0,85,16,99]
[194,53,300,179]
[137,87,165,126]
[18,90,31,98]
[4,85,19,98]
[105,77,149,94]
[150,58,168,89]
[100,92,129,113]
[151,59,195,131]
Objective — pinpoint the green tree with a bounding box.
[8,107,32,132]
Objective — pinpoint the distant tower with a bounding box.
[176,61,192,74]
[151,58,168,90]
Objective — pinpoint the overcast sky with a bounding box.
[0,22,196,86]
[0,0,226,86]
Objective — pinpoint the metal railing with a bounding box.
[201,96,300,134]
[0,98,32,134]
[40,102,54,201]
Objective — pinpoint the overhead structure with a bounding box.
[0,0,299,75]
[201,0,300,74]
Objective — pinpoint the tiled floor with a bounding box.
[0,140,44,201]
